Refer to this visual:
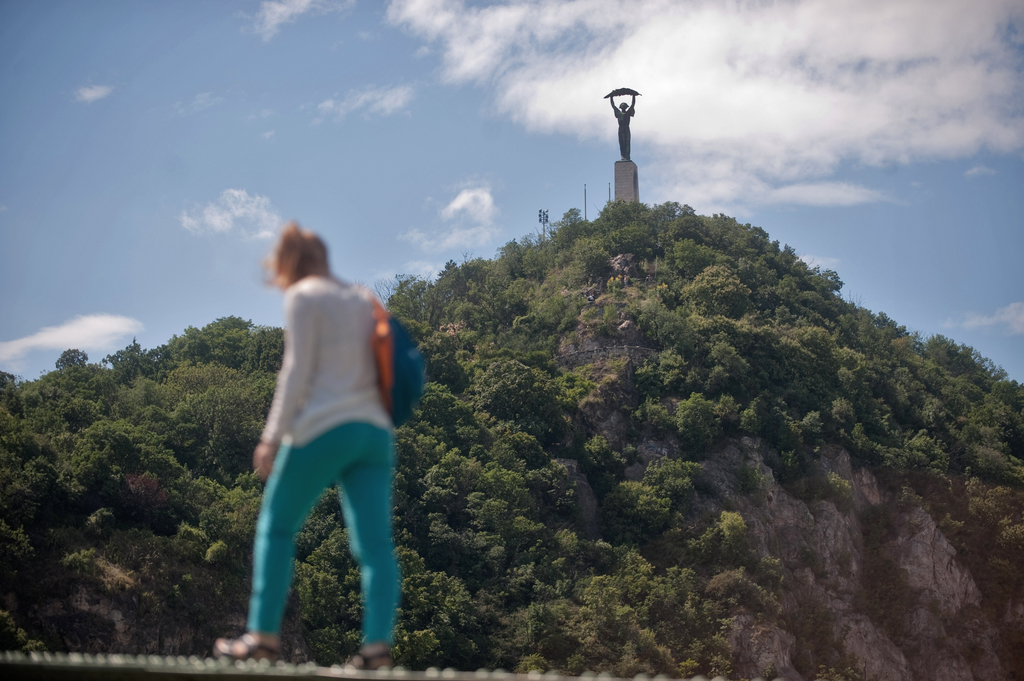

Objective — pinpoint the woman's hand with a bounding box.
[253,440,280,482]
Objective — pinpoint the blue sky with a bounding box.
[1,0,1022,381]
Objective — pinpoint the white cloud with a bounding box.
[180,189,282,239]
[262,130,276,140]
[388,0,1024,211]
[0,314,143,365]
[964,165,997,178]
[766,183,887,207]
[798,254,841,270]
[174,92,224,116]
[252,0,354,41]
[314,85,415,123]
[402,186,499,251]
[440,187,497,225]
[75,85,113,104]
[960,302,1024,335]
[402,224,497,252]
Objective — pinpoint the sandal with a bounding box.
[213,633,280,663]
[345,644,392,670]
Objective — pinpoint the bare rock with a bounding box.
[883,505,1004,681]
[902,607,975,681]
[852,468,882,507]
[26,578,311,662]
[70,587,132,650]
[696,439,1004,681]
[806,500,860,595]
[964,618,1007,681]
[1005,599,1024,626]
[693,442,747,503]
[705,442,814,569]
[608,253,636,277]
[886,506,981,616]
[835,612,912,681]
[624,440,671,481]
[729,614,803,681]
[817,445,854,480]
[576,359,640,451]
[555,458,601,540]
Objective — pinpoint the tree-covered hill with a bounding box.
[2,202,1022,680]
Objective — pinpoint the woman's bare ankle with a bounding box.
[361,641,389,656]
[249,631,281,648]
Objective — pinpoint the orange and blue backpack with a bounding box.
[369,295,425,426]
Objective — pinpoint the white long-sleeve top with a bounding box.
[261,276,391,447]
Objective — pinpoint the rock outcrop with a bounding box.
[549,340,1010,681]
[573,359,641,452]
[22,584,311,661]
[624,441,670,481]
[555,458,601,540]
[691,438,1006,681]
[728,614,802,681]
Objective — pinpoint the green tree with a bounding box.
[676,393,721,454]
[471,360,563,442]
[55,349,89,370]
[683,265,751,318]
[602,480,671,545]
[165,316,254,369]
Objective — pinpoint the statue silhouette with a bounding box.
[609,94,636,161]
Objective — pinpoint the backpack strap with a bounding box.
[368,295,395,417]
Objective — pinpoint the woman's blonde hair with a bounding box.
[266,221,329,289]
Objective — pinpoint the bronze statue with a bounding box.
[605,88,640,161]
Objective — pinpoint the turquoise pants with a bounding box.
[247,421,399,645]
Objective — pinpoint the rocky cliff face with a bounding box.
[687,439,1005,681]
[7,583,311,662]
[556,347,1013,681]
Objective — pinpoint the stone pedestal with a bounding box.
[614,160,639,203]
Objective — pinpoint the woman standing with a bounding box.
[214,223,399,669]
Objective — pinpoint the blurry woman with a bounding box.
[214,222,399,669]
